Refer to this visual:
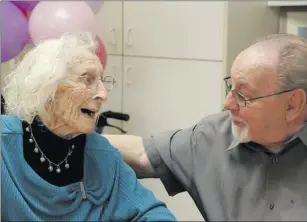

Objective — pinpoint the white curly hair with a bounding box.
[3,32,98,123]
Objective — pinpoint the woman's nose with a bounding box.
[93,82,107,103]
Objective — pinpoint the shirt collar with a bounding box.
[290,122,307,146]
[227,138,241,151]
[227,122,307,151]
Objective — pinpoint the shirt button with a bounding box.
[272,157,279,163]
[269,203,274,210]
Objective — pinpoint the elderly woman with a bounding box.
[1,33,176,221]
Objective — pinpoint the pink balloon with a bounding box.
[12,1,39,11]
[1,2,29,62]
[29,1,97,45]
[95,36,107,67]
[87,1,104,14]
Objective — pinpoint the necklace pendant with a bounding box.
[40,156,46,163]
[34,147,39,153]
[65,163,70,169]
[56,167,61,174]
[48,165,53,172]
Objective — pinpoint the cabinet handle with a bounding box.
[112,65,117,88]
[125,67,133,86]
[109,28,117,46]
[112,65,117,79]
[125,28,133,47]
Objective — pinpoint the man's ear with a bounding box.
[286,89,306,122]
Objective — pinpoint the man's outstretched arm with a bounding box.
[103,135,159,179]
[104,126,197,197]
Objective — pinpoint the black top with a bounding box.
[1,95,6,114]
[22,117,85,187]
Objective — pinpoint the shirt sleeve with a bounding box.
[108,151,177,222]
[143,124,198,196]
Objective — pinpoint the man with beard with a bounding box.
[104,33,307,221]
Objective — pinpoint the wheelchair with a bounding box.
[95,111,130,134]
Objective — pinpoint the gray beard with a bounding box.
[231,123,252,143]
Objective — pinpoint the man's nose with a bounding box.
[223,91,239,111]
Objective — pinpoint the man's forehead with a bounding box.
[231,69,279,95]
[231,74,255,92]
[231,49,278,84]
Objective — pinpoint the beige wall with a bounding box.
[279,7,307,34]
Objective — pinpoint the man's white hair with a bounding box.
[3,32,98,123]
[250,33,307,96]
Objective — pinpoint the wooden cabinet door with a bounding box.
[123,1,225,60]
[96,1,123,55]
[122,56,224,137]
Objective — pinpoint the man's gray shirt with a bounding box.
[143,111,307,221]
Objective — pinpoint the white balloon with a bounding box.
[86,1,103,14]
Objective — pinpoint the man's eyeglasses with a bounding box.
[223,76,294,107]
